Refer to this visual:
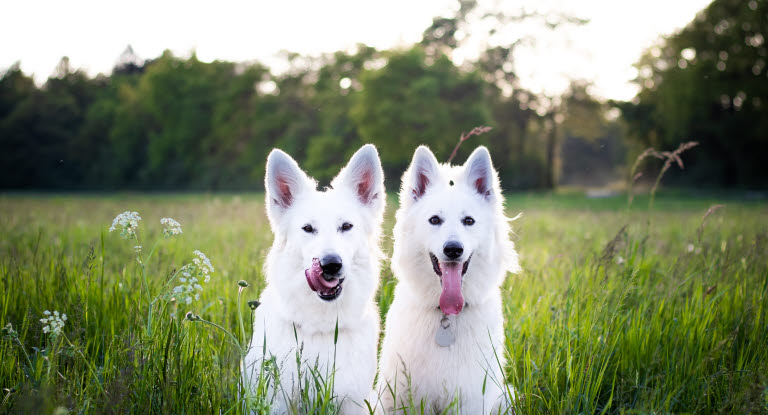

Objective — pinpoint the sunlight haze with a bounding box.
[3,0,713,100]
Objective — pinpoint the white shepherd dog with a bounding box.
[243,145,385,414]
[376,145,520,414]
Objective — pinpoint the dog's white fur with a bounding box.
[376,146,519,414]
[243,145,385,414]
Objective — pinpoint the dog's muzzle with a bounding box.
[305,257,344,301]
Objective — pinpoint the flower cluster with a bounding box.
[40,310,67,336]
[172,250,215,305]
[173,266,203,305]
[109,211,142,239]
[192,250,214,283]
[161,217,183,236]
[1,323,18,339]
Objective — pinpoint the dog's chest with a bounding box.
[403,309,496,354]
[392,306,503,376]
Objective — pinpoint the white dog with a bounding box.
[376,146,519,414]
[243,145,385,414]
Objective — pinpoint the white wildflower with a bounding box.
[160,218,183,236]
[109,211,141,239]
[687,243,695,253]
[170,251,215,306]
[40,310,67,336]
[173,272,203,305]
[192,250,214,282]
[615,256,625,265]
[134,245,142,253]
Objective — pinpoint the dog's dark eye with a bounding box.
[340,222,353,232]
[428,215,442,225]
[302,224,314,233]
[462,216,475,226]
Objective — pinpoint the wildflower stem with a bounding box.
[139,260,153,337]
[62,334,107,397]
[237,287,246,346]
[135,235,164,337]
[144,237,164,264]
[191,317,245,357]
[13,336,33,371]
[152,266,185,304]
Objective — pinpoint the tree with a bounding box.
[351,47,489,181]
[559,82,624,187]
[474,46,544,188]
[619,0,768,188]
[302,45,378,184]
[135,51,233,187]
[0,58,106,188]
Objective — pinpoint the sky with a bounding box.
[1,0,713,101]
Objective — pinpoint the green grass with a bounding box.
[1,192,767,414]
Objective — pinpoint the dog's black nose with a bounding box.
[443,241,464,260]
[320,254,342,279]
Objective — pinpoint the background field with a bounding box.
[2,0,767,412]
[1,192,767,413]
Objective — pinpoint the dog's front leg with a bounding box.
[332,359,377,415]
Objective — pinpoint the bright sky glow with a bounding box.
[2,0,712,100]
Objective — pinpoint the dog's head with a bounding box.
[264,145,385,319]
[393,146,519,315]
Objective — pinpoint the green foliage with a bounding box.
[0,42,620,191]
[352,48,490,181]
[1,193,766,413]
[619,0,768,188]
[0,60,105,188]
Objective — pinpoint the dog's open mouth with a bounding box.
[305,258,344,301]
[429,253,471,277]
[316,280,344,301]
[429,252,471,315]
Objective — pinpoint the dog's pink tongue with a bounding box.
[439,262,464,315]
[305,258,340,293]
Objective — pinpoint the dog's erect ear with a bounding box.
[332,144,385,213]
[463,146,496,200]
[406,146,440,202]
[265,149,313,217]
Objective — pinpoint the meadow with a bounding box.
[1,192,766,414]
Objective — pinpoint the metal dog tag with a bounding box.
[435,314,455,347]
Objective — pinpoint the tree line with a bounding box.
[0,45,622,191]
[0,0,764,191]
